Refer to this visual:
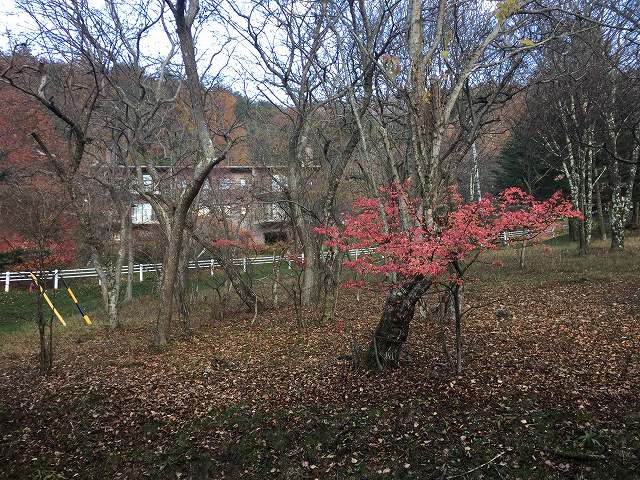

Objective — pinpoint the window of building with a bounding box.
[142,174,153,192]
[272,174,286,191]
[131,203,155,224]
[217,205,232,216]
[219,178,233,189]
[239,178,247,187]
[265,202,287,221]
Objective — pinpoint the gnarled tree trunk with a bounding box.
[92,210,129,329]
[366,277,432,369]
[156,221,184,346]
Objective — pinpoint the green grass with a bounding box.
[3,236,637,337]
[0,262,294,336]
[473,234,640,289]
[0,278,158,335]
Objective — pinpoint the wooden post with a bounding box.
[139,264,143,282]
[4,271,9,293]
[53,269,59,289]
[243,257,247,272]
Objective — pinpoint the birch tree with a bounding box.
[596,11,640,250]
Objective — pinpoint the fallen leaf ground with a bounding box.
[1,242,639,479]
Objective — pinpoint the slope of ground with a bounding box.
[0,242,639,479]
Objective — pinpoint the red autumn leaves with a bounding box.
[317,185,581,285]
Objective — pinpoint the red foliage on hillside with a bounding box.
[0,85,77,270]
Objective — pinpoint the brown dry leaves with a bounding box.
[0,274,639,479]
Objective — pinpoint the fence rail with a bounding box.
[2,248,373,293]
[2,226,556,293]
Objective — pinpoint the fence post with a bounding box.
[243,257,247,273]
[210,259,214,276]
[4,272,9,293]
[139,264,143,282]
[53,269,59,289]
[355,249,359,261]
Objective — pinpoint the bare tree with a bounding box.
[0,164,73,374]
[144,0,239,345]
[0,2,135,328]
[228,0,394,310]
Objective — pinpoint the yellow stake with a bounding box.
[67,287,78,304]
[61,278,92,326]
[29,273,67,327]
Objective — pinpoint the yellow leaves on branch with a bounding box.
[495,0,521,26]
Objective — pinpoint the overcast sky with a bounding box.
[0,0,272,98]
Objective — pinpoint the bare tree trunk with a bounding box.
[610,187,626,250]
[301,244,322,306]
[609,155,637,250]
[271,255,281,308]
[125,213,134,302]
[93,211,129,329]
[578,164,591,255]
[605,85,638,250]
[578,219,589,255]
[156,223,183,346]
[94,260,122,329]
[176,240,192,335]
[322,249,342,324]
[451,285,463,373]
[568,218,578,241]
[366,277,432,369]
[151,2,235,346]
[469,141,481,201]
[577,182,589,255]
[518,239,526,268]
[595,182,606,241]
[287,126,324,307]
[106,277,120,328]
[34,270,53,375]
[38,316,53,375]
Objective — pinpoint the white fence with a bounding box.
[1,249,372,293]
[500,230,529,242]
[1,227,555,293]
